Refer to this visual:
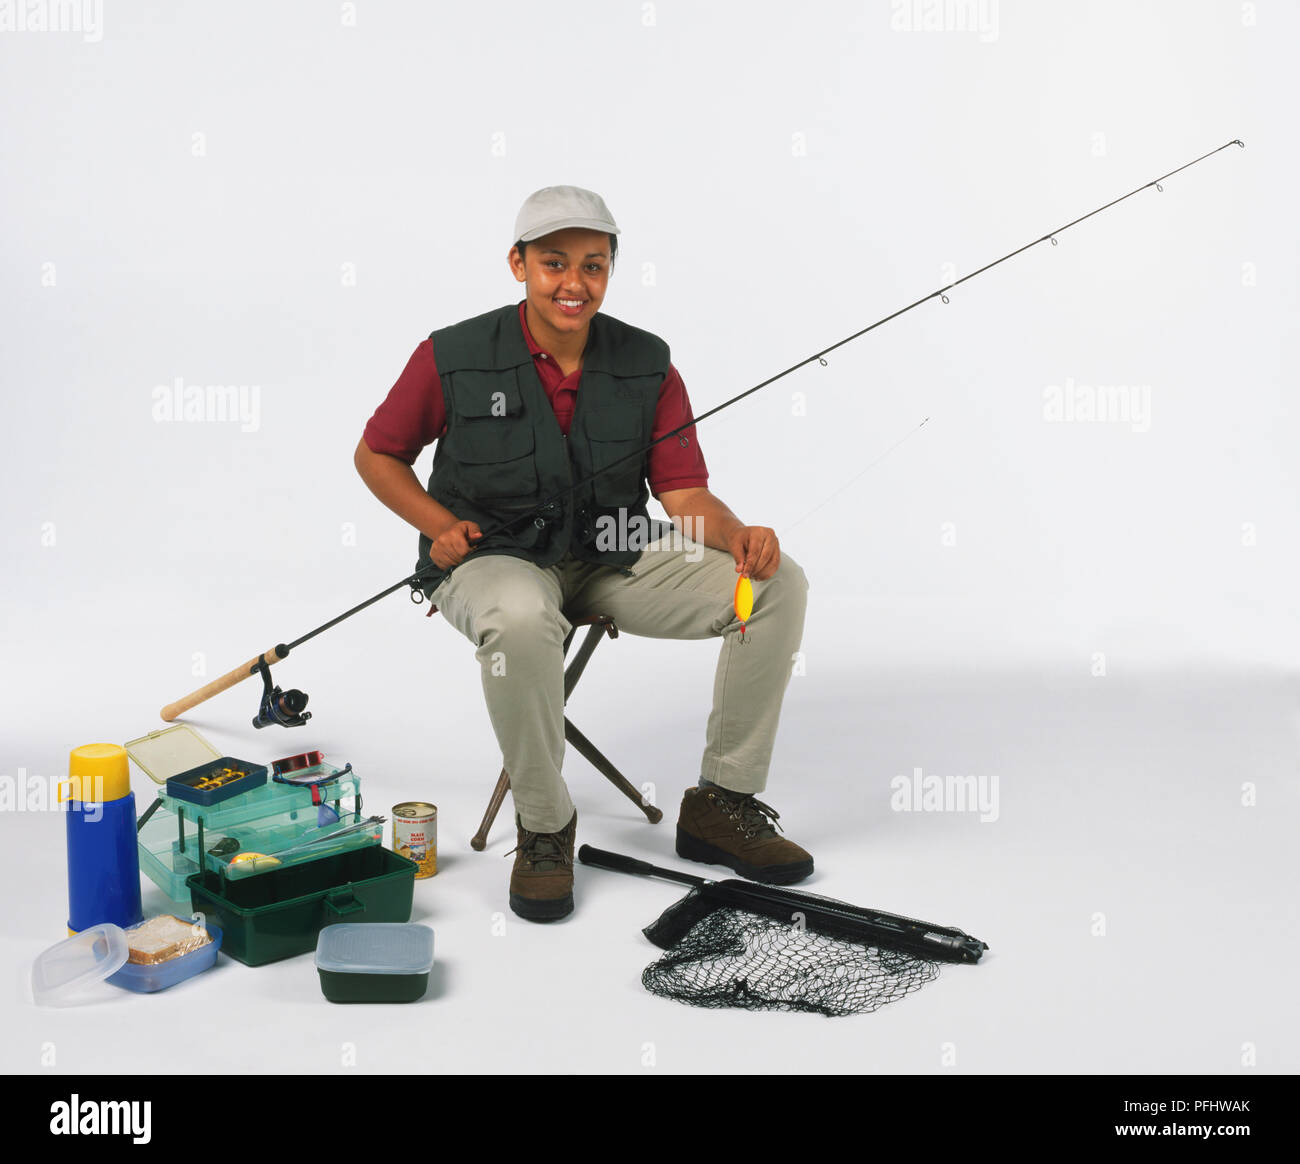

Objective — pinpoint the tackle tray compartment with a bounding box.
[165,756,266,806]
[187,845,418,967]
[137,763,365,902]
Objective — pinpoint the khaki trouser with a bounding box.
[430,531,808,833]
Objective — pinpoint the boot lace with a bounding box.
[713,792,784,841]
[506,827,573,871]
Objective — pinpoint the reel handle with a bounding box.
[160,645,287,722]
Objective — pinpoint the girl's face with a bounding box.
[509,227,612,345]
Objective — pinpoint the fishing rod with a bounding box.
[159,139,1244,726]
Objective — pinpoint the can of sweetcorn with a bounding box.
[392,802,437,878]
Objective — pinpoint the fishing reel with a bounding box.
[251,657,311,729]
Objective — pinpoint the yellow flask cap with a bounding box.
[65,743,131,803]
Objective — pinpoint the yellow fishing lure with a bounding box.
[734,575,754,641]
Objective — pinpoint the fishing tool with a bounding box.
[158,141,1244,725]
[190,766,250,795]
[578,844,986,1016]
[733,575,753,641]
[251,656,311,729]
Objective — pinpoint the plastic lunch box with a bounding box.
[315,923,435,1003]
[107,922,224,993]
[188,846,418,967]
[31,919,222,1003]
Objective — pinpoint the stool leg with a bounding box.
[470,617,649,852]
[563,623,608,701]
[471,767,511,851]
[563,718,664,824]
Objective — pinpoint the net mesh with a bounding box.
[641,904,942,1017]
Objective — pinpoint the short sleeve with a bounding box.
[648,364,709,496]
[361,340,446,464]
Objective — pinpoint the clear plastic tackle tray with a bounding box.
[136,763,371,902]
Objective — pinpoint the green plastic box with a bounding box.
[315,923,434,1003]
[187,846,417,966]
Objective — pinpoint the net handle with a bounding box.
[577,844,707,889]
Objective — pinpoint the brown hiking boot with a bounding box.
[676,787,813,884]
[507,810,577,921]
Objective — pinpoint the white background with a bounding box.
[2,0,1296,1074]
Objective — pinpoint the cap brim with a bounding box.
[518,216,621,243]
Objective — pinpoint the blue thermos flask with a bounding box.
[62,743,144,933]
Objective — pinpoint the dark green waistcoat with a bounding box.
[417,304,670,590]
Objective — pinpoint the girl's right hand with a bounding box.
[429,519,483,570]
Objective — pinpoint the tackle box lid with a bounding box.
[32,924,130,1005]
[315,923,434,976]
[125,725,222,785]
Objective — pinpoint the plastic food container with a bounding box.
[315,923,434,1003]
[31,919,223,1001]
[106,922,223,993]
[31,924,130,1006]
[188,846,418,966]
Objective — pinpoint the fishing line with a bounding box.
[785,416,932,533]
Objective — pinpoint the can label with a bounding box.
[393,802,437,878]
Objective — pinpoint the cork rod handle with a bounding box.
[159,645,287,722]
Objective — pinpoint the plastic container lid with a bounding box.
[124,725,221,785]
[32,924,130,1005]
[315,923,434,976]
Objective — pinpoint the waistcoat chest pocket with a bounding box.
[444,377,537,500]
[583,407,647,506]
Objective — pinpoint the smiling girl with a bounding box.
[355,186,812,921]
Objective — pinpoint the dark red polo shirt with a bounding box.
[362,302,709,496]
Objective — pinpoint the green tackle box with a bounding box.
[187,845,418,967]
